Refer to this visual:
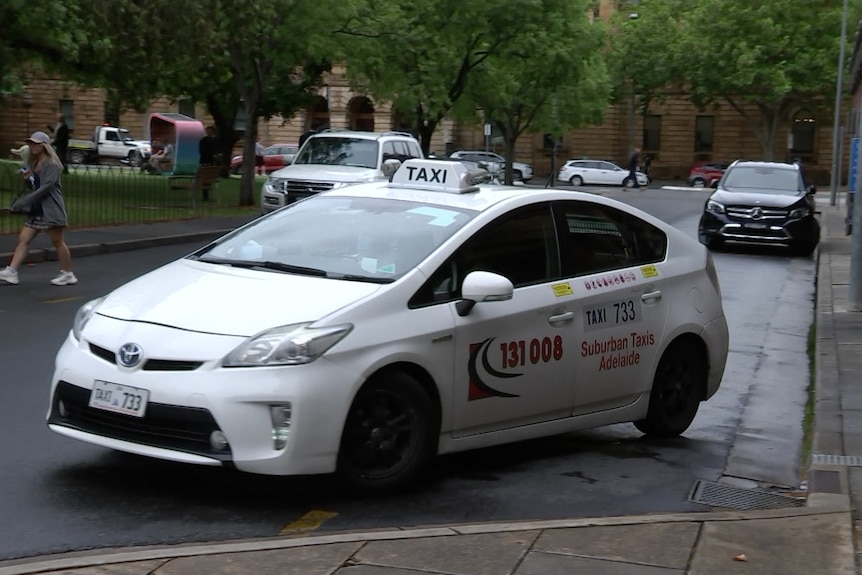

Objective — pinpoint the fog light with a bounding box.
[209,430,229,451]
[270,404,292,450]
[58,400,67,418]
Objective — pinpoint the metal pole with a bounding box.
[849,105,862,311]
[830,0,850,206]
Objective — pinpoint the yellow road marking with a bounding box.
[45,296,84,304]
[279,510,337,535]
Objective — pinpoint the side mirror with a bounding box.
[456,271,514,317]
[381,159,402,179]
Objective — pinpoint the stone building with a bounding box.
[0,0,851,185]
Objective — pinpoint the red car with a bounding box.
[231,143,298,175]
[687,162,730,187]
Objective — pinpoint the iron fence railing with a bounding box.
[0,160,228,235]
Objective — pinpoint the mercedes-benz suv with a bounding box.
[260,130,423,214]
[698,160,819,256]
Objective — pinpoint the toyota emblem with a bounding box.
[117,343,143,367]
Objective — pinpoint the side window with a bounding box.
[105,131,120,141]
[382,141,398,161]
[554,201,667,277]
[405,140,422,158]
[409,205,559,308]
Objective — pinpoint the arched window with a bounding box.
[306,96,330,132]
[348,97,375,132]
[791,110,815,155]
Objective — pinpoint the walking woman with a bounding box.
[0,131,77,286]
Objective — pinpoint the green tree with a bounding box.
[614,0,857,160]
[340,0,547,154]
[465,0,611,184]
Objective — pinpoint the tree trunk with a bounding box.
[239,99,259,207]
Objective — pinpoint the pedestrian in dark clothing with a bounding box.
[199,126,219,166]
[626,147,641,190]
[51,113,70,174]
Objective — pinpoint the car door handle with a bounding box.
[641,290,662,302]
[548,311,575,324]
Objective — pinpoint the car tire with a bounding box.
[69,150,85,165]
[232,164,242,175]
[791,222,820,257]
[514,170,523,181]
[622,176,637,187]
[570,175,583,187]
[128,151,143,168]
[704,236,724,251]
[337,372,438,493]
[633,340,705,438]
[691,177,706,188]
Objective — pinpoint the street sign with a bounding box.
[849,137,859,193]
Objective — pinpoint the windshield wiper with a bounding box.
[194,256,327,277]
[333,274,396,284]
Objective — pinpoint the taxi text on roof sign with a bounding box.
[390,159,483,194]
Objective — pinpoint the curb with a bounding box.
[0,506,849,575]
[0,230,232,265]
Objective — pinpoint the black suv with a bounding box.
[698,160,819,256]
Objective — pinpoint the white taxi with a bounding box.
[47,159,729,492]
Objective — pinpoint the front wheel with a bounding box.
[570,175,583,187]
[337,372,438,493]
[623,176,638,187]
[691,177,706,188]
[634,340,705,437]
[127,151,143,168]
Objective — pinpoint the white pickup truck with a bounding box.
[68,125,152,167]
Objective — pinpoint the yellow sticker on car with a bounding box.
[640,265,658,278]
[552,282,573,297]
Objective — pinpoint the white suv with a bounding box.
[447,150,533,182]
[260,130,424,213]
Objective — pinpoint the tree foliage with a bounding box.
[612,0,861,159]
[464,0,611,183]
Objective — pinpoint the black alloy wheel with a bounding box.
[337,372,437,493]
[634,340,705,437]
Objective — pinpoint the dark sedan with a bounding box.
[698,160,819,256]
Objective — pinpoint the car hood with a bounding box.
[95,259,381,337]
[127,140,151,149]
[711,187,806,208]
[268,164,383,183]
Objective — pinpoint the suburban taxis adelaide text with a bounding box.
[582,331,655,371]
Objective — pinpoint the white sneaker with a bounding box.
[51,271,78,286]
[0,266,19,285]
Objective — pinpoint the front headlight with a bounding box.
[706,199,725,214]
[72,297,106,341]
[788,206,810,219]
[264,177,284,193]
[222,323,353,367]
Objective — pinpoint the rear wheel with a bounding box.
[634,340,705,437]
[337,372,438,493]
[68,149,85,164]
[691,177,706,187]
[570,175,583,187]
[513,170,523,181]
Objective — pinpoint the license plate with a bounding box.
[744,222,768,229]
[89,380,149,417]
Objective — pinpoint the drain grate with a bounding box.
[810,454,862,467]
[689,480,805,510]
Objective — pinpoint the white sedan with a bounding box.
[47,159,728,492]
[559,159,650,187]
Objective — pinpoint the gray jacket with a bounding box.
[15,161,67,227]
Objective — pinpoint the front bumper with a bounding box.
[47,329,361,476]
[698,211,819,247]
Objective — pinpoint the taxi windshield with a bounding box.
[293,137,378,169]
[192,196,477,281]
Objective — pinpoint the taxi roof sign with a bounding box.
[389,159,485,194]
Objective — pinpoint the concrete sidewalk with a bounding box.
[0,192,860,574]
